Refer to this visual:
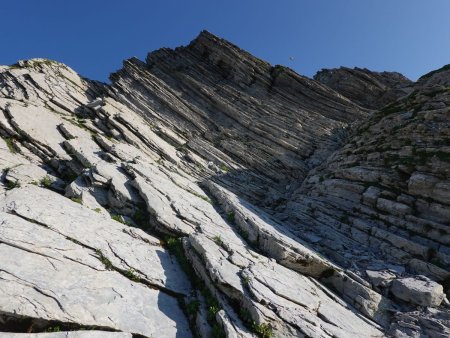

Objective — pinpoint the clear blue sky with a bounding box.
[1,1,449,82]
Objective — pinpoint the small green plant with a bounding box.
[219,164,230,172]
[45,326,61,332]
[242,276,252,285]
[186,300,200,315]
[238,228,249,240]
[166,237,179,248]
[93,208,102,213]
[227,211,235,223]
[165,237,191,274]
[207,304,220,321]
[190,191,212,203]
[252,322,273,338]
[3,137,17,154]
[213,235,223,246]
[5,180,20,190]
[71,197,82,204]
[39,175,53,188]
[124,268,140,282]
[67,237,83,246]
[111,214,126,224]
[240,308,273,337]
[95,249,113,270]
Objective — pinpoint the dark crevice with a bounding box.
[0,313,119,334]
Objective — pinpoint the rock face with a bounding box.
[0,31,448,337]
[314,67,413,109]
[391,277,444,307]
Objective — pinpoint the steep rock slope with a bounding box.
[314,67,413,110]
[283,67,450,337]
[0,32,448,337]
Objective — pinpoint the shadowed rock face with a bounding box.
[314,67,414,110]
[0,31,449,338]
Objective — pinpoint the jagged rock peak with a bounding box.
[147,30,271,71]
[314,66,414,109]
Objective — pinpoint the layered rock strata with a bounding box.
[314,67,413,110]
[0,32,448,337]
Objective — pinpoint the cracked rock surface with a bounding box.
[0,32,449,337]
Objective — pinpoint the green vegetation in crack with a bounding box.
[207,304,220,322]
[253,323,274,338]
[71,197,82,204]
[219,164,230,172]
[165,236,226,337]
[45,326,61,332]
[227,211,235,223]
[39,175,52,188]
[241,275,252,286]
[5,180,20,190]
[189,190,212,204]
[95,249,114,270]
[124,268,140,282]
[185,299,200,316]
[213,235,224,247]
[2,137,18,154]
[110,213,132,226]
[240,308,273,338]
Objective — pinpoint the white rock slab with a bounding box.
[0,185,191,295]
[0,244,191,338]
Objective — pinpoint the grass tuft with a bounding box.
[5,180,20,190]
[3,137,18,154]
[71,197,82,204]
[227,211,235,223]
[95,249,113,270]
[39,175,53,188]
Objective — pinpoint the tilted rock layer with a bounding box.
[0,31,448,337]
[314,67,413,110]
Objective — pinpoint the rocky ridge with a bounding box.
[0,31,448,337]
[314,67,413,110]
